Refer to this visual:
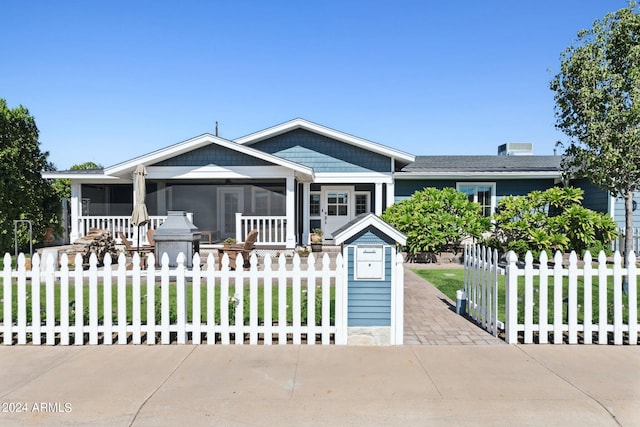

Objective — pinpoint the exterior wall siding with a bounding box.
[345,231,394,327]
[613,190,640,229]
[251,128,391,173]
[153,144,271,167]
[570,178,609,214]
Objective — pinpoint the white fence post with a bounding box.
[628,251,638,345]
[505,251,519,344]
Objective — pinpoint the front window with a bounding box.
[457,183,495,217]
[355,193,370,215]
[310,193,321,216]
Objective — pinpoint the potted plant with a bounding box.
[310,228,323,252]
[223,237,237,247]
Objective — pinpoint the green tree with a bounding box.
[550,3,640,261]
[381,187,490,256]
[0,99,60,253]
[487,187,618,258]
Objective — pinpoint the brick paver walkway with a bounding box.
[403,265,505,345]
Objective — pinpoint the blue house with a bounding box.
[44,119,631,248]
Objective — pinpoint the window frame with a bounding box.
[456,182,496,217]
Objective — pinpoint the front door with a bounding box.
[321,186,353,241]
[217,187,244,240]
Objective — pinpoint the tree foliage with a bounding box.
[381,187,490,255]
[550,3,640,259]
[485,187,618,258]
[0,99,60,253]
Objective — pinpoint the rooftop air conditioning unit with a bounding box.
[498,143,533,156]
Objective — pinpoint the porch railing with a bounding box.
[78,215,191,243]
[236,213,287,246]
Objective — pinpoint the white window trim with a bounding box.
[456,182,496,216]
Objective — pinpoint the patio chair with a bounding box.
[117,231,153,253]
[217,229,259,270]
[146,229,156,247]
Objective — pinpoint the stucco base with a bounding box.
[347,326,391,346]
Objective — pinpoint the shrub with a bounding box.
[381,187,490,255]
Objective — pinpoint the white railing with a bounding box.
[613,227,640,254]
[2,251,344,346]
[79,213,193,243]
[463,245,502,336]
[236,213,287,246]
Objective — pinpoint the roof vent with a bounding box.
[498,143,533,156]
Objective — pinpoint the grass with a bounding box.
[413,268,639,324]
[0,283,335,327]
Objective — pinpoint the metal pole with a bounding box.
[13,220,33,258]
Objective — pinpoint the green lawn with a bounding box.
[413,268,638,324]
[0,283,335,326]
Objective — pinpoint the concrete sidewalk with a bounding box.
[0,345,637,426]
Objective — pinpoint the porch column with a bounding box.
[375,182,383,215]
[302,182,310,245]
[386,180,395,210]
[70,183,81,242]
[286,175,296,249]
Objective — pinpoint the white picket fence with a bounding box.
[1,251,345,346]
[463,245,502,336]
[464,245,639,345]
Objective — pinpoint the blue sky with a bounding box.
[1,1,631,170]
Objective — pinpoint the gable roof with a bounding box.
[333,213,406,246]
[103,133,314,178]
[234,118,415,165]
[398,155,562,179]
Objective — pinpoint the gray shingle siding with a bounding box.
[251,129,391,173]
[153,144,271,167]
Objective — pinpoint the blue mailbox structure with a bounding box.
[333,214,406,345]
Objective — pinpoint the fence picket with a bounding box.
[31,254,41,345]
[176,253,187,345]
[263,254,273,345]
[117,254,127,345]
[160,253,170,344]
[249,254,259,345]
[583,252,593,344]
[220,254,230,345]
[146,253,156,345]
[538,251,549,344]
[234,254,245,345]
[45,253,56,345]
[598,251,608,344]
[206,254,216,345]
[613,252,623,345]
[277,254,287,345]
[74,254,84,346]
[192,253,202,345]
[60,254,70,345]
[306,254,316,345]
[628,251,638,345]
[321,254,331,345]
[292,254,302,345]
[553,251,564,344]
[103,254,113,345]
[568,252,578,344]
[524,252,534,344]
[131,254,142,345]
[89,254,99,345]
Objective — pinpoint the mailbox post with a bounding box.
[333,214,406,345]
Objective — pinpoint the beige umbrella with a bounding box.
[130,164,150,249]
